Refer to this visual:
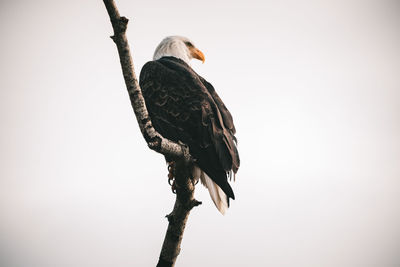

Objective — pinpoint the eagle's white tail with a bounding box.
[193,166,228,214]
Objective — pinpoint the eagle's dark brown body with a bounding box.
[139,56,239,201]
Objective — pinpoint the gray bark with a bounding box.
[103,0,189,160]
[102,1,200,266]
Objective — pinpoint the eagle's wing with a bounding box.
[139,57,238,199]
[198,76,236,134]
[199,76,240,173]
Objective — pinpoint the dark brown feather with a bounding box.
[139,57,240,199]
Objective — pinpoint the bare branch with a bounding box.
[102,1,201,266]
[103,0,189,161]
[157,160,201,267]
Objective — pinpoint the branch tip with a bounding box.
[120,16,129,24]
[189,199,202,210]
[165,213,175,224]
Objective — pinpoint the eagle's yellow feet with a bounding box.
[168,161,177,194]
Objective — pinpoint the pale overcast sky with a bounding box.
[1,0,400,266]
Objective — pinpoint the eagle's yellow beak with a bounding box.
[190,47,205,63]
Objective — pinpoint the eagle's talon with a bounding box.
[168,161,176,193]
[168,171,174,185]
[189,175,199,187]
[171,182,177,194]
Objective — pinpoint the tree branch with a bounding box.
[157,160,202,267]
[103,0,190,161]
[102,1,200,266]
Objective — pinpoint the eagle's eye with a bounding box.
[184,41,193,47]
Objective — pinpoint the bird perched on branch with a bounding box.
[139,36,240,214]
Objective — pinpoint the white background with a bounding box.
[1,0,399,266]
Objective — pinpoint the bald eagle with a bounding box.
[139,36,240,214]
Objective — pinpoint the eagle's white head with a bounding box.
[153,36,205,65]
